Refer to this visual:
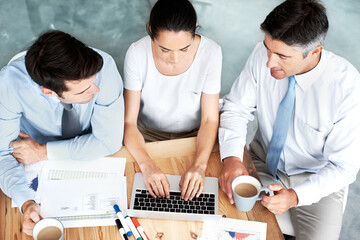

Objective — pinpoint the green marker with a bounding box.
[124,215,143,240]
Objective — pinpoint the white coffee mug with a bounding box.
[231,175,270,212]
[32,218,64,240]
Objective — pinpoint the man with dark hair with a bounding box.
[218,0,360,239]
[0,30,124,235]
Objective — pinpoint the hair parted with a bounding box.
[260,0,329,57]
[147,0,198,40]
[25,30,103,96]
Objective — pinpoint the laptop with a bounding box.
[126,173,221,222]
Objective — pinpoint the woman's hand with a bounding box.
[179,164,206,201]
[141,162,170,199]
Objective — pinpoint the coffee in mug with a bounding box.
[231,175,270,212]
[32,218,64,240]
[234,183,258,198]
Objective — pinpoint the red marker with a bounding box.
[131,217,150,240]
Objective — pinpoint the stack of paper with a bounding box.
[35,157,127,228]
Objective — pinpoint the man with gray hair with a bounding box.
[218,0,360,239]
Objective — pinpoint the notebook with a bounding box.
[126,173,221,222]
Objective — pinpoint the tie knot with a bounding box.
[61,102,73,111]
[289,75,296,88]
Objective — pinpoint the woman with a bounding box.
[123,0,222,201]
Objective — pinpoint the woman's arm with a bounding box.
[180,93,219,200]
[124,89,170,198]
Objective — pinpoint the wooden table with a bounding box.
[0,137,284,240]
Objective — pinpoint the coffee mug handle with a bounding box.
[257,186,270,200]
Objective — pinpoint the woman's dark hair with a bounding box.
[260,0,329,57]
[147,0,197,40]
[25,30,103,96]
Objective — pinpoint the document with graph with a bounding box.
[35,157,127,228]
[199,217,267,240]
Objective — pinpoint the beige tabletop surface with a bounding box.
[0,137,284,240]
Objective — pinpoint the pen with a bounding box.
[125,215,143,240]
[113,204,132,236]
[115,219,128,240]
[132,217,150,240]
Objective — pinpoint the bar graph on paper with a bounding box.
[200,218,266,240]
[47,169,120,180]
[223,231,260,240]
[55,213,116,221]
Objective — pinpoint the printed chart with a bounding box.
[199,218,266,240]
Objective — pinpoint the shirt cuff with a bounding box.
[202,88,220,95]
[46,140,71,161]
[292,181,316,206]
[123,84,141,91]
[219,139,245,162]
[11,187,35,214]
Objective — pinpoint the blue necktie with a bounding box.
[266,75,296,179]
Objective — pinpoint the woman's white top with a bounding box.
[124,35,222,133]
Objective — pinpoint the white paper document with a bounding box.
[35,157,127,228]
[199,217,267,240]
[39,177,127,228]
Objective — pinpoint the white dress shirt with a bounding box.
[219,42,360,206]
[124,35,222,133]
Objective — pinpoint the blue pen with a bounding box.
[113,204,132,236]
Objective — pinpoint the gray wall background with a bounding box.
[1,0,359,239]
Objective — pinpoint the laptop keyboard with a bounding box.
[133,189,216,215]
